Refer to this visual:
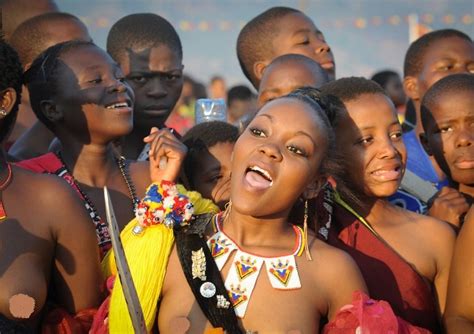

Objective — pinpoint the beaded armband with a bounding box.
[132,180,194,235]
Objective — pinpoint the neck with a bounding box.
[121,128,148,160]
[223,209,292,248]
[58,138,119,187]
[459,183,474,199]
[413,100,424,137]
[343,193,390,228]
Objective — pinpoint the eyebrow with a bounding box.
[256,114,273,121]
[83,64,103,71]
[358,125,376,131]
[127,68,183,75]
[292,28,320,36]
[295,130,317,146]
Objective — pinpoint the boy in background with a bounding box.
[237,6,335,89]
[420,73,473,227]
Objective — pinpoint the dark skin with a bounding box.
[38,44,186,232]
[190,141,234,210]
[257,59,329,108]
[253,12,335,88]
[421,88,473,227]
[0,88,102,330]
[8,17,92,158]
[159,99,367,333]
[403,36,474,180]
[444,207,474,333]
[116,45,184,160]
[335,93,455,317]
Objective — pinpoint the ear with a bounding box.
[303,178,325,199]
[253,60,269,83]
[403,76,420,101]
[419,132,433,156]
[40,100,64,123]
[0,88,17,117]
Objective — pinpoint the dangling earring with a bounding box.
[222,200,232,224]
[0,108,7,117]
[304,199,312,261]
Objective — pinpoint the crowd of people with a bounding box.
[0,0,473,333]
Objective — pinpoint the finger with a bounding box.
[435,191,465,201]
[149,136,186,157]
[143,127,161,143]
[149,140,187,163]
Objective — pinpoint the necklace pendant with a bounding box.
[265,256,301,289]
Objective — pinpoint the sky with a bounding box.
[57,0,473,90]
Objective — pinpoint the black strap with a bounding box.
[175,214,243,333]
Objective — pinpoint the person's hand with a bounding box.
[144,127,187,183]
[428,187,470,227]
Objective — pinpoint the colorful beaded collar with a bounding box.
[207,214,305,318]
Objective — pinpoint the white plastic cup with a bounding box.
[195,98,227,124]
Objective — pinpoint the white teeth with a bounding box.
[106,102,128,109]
[249,165,273,182]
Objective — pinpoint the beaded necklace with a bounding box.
[0,163,13,220]
[207,213,305,318]
[57,153,139,252]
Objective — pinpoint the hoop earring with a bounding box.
[304,199,312,261]
[0,108,7,117]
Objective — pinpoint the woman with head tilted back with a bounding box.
[18,40,187,257]
[0,38,101,332]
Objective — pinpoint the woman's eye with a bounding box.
[287,145,306,156]
[88,78,102,84]
[358,137,373,145]
[208,174,223,183]
[390,131,402,140]
[249,127,266,137]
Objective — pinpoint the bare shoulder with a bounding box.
[13,166,92,232]
[14,166,77,206]
[403,208,456,245]
[306,237,367,318]
[308,237,363,280]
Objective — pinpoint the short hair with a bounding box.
[0,38,23,142]
[266,54,329,84]
[421,73,474,131]
[227,85,255,106]
[9,12,90,68]
[0,0,58,40]
[320,76,387,103]
[181,121,239,188]
[24,40,96,131]
[404,29,472,77]
[370,70,399,89]
[107,13,182,63]
[236,6,300,87]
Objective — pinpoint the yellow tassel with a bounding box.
[103,184,219,333]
